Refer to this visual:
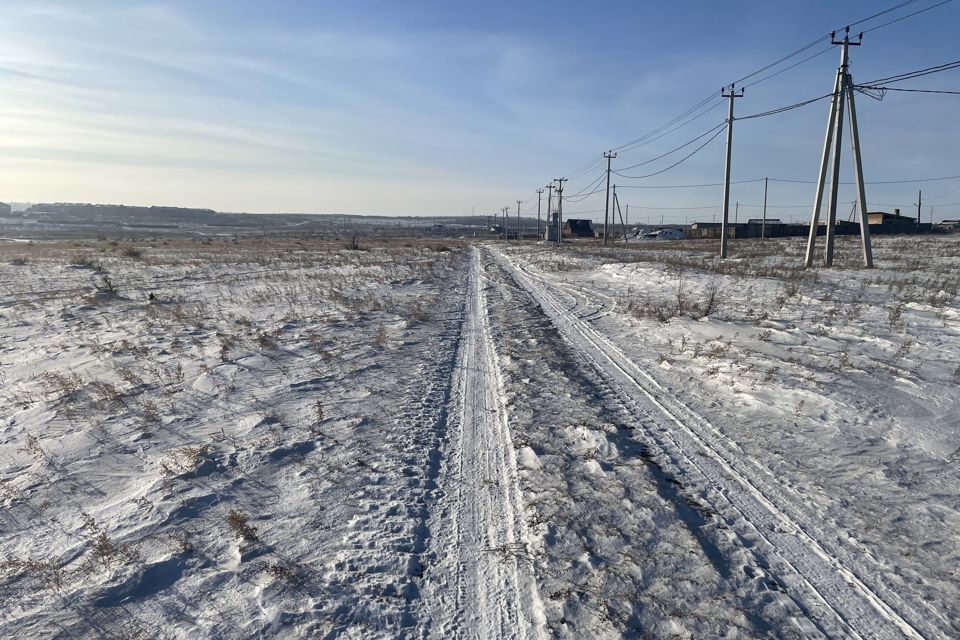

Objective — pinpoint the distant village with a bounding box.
[1,200,958,241]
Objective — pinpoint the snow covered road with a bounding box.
[494,244,952,639]
[424,248,546,639]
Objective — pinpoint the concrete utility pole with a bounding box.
[502,207,508,241]
[516,200,522,241]
[545,184,554,241]
[917,190,922,233]
[805,27,873,268]
[613,185,629,243]
[761,177,769,239]
[603,151,617,246]
[554,177,567,245]
[536,188,543,241]
[720,83,744,259]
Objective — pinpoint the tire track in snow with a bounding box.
[496,249,931,640]
[424,248,546,639]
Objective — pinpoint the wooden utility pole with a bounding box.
[720,84,744,258]
[603,151,616,246]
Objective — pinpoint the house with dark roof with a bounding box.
[562,219,594,238]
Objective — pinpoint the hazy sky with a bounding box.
[0,1,958,221]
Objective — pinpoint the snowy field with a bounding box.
[1,234,959,638]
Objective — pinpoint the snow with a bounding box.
[1,234,959,638]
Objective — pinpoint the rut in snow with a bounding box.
[423,248,546,639]
[495,247,932,640]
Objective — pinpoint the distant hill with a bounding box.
[22,203,229,228]
[6,202,539,237]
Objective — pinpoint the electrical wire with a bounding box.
[563,185,607,203]
[737,93,834,120]
[565,154,606,181]
[857,86,960,95]
[859,59,960,86]
[616,179,765,189]
[861,0,955,33]
[562,171,607,201]
[728,36,831,88]
[616,122,726,171]
[611,93,720,152]
[769,174,960,185]
[846,0,925,28]
[743,46,835,89]
[612,126,726,180]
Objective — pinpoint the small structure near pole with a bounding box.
[545,211,560,242]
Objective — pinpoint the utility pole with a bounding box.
[545,184,554,241]
[516,200,522,241]
[613,185,629,243]
[502,207,508,241]
[805,27,873,268]
[626,203,629,229]
[536,188,543,242]
[917,189,922,233]
[603,151,616,246]
[761,177,768,239]
[720,83,744,259]
[554,177,567,245]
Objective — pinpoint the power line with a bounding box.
[612,173,960,189]
[728,36,830,88]
[617,179,765,189]
[562,171,607,201]
[737,92,834,120]
[617,101,725,154]
[565,154,606,181]
[611,93,720,152]
[861,0,955,33]
[859,58,960,86]
[770,173,960,185]
[857,86,960,95]
[846,0,925,28]
[612,126,726,180]
[616,122,726,171]
[743,45,835,89]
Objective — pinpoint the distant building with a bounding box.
[867,210,915,225]
[0,202,11,216]
[562,219,595,238]
[866,209,928,234]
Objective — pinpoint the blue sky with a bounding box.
[0,1,958,221]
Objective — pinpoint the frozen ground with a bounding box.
[1,234,958,638]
